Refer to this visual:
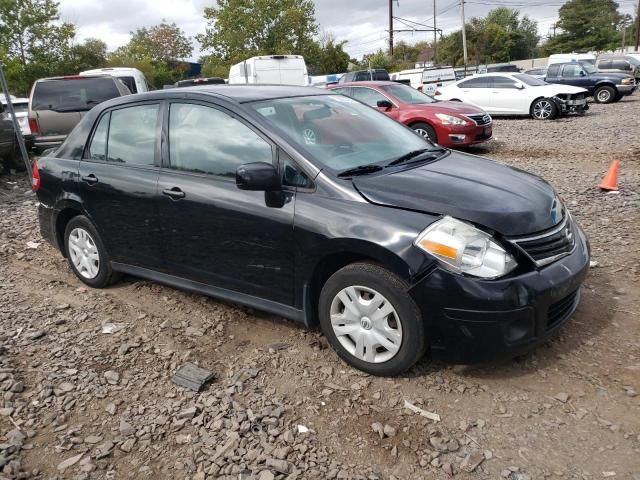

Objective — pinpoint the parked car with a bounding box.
[175,77,226,87]
[435,73,588,120]
[329,81,492,147]
[523,67,547,79]
[27,75,131,152]
[595,56,640,79]
[34,85,590,375]
[80,67,150,93]
[1,96,33,153]
[478,63,520,74]
[0,102,17,168]
[548,52,596,66]
[545,61,636,103]
[229,55,309,86]
[338,69,390,83]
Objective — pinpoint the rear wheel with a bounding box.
[318,262,427,376]
[530,98,557,120]
[64,215,119,288]
[594,86,615,104]
[411,122,438,143]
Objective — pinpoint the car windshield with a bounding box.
[31,78,122,111]
[580,62,597,74]
[248,95,439,173]
[513,74,547,86]
[381,84,436,104]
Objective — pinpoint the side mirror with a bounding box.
[236,162,280,191]
[377,99,393,110]
[513,82,524,89]
[579,70,586,76]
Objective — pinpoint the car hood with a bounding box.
[353,151,559,236]
[410,100,485,115]
[537,84,588,95]
[591,72,635,81]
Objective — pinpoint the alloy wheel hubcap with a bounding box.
[597,90,610,102]
[534,101,552,119]
[415,128,431,139]
[68,227,100,279]
[330,286,402,364]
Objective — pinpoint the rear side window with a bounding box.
[458,77,490,88]
[168,103,273,177]
[31,78,121,111]
[598,60,612,69]
[107,104,159,167]
[611,60,631,71]
[117,76,137,93]
[88,113,110,160]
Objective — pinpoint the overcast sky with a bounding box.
[58,0,639,61]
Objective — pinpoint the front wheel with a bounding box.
[411,122,438,143]
[530,98,557,120]
[594,86,615,104]
[318,263,427,376]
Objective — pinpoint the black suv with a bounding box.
[34,86,590,376]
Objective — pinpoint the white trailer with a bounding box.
[228,55,309,86]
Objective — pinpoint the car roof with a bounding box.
[36,75,113,82]
[331,81,396,87]
[111,85,334,106]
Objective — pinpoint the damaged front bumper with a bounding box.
[553,93,588,115]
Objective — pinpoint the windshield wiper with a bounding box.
[337,164,384,178]
[386,148,446,167]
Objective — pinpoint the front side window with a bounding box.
[88,113,110,160]
[491,76,519,88]
[107,104,159,166]
[381,84,436,104]
[168,103,273,177]
[513,74,547,86]
[249,95,437,173]
[598,60,612,69]
[350,87,389,107]
[611,60,631,71]
[561,64,585,77]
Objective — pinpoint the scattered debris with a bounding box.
[171,362,215,391]
[403,399,441,422]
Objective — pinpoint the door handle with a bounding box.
[162,187,186,200]
[82,174,98,185]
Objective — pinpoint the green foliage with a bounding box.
[126,22,193,62]
[543,0,624,53]
[197,0,318,64]
[436,7,539,66]
[305,34,350,75]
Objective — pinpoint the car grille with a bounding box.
[508,214,576,267]
[547,289,579,330]
[465,113,492,125]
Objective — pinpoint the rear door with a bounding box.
[156,101,296,304]
[78,102,163,269]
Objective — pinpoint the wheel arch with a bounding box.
[302,241,415,328]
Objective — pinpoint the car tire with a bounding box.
[594,86,615,104]
[411,122,438,143]
[530,98,558,120]
[64,215,120,288]
[318,262,427,376]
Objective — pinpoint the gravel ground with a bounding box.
[1,96,639,480]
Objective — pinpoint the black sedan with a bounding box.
[33,85,590,376]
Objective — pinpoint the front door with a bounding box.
[78,103,163,269]
[488,76,530,114]
[157,101,296,305]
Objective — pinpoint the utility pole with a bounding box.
[460,0,468,73]
[552,23,557,38]
[433,0,437,64]
[389,0,394,55]
[635,0,640,51]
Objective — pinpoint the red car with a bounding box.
[328,81,492,148]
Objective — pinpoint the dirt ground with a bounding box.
[1,97,639,480]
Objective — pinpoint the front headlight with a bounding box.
[621,78,634,85]
[414,216,517,279]
[435,113,467,125]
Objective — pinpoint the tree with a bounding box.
[126,22,193,62]
[0,0,76,94]
[61,38,108,73]
[197,0,318,65]
[305,32,350,75]
[543,0,623,53]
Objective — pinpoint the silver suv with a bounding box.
[595,56,640,79]
[28,75,130,151]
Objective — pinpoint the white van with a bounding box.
[548,53,596,66]
[390,66,457,95]
[228,55,309,86]
[79,67,150,94]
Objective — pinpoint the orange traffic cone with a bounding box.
[599,160,619,191]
